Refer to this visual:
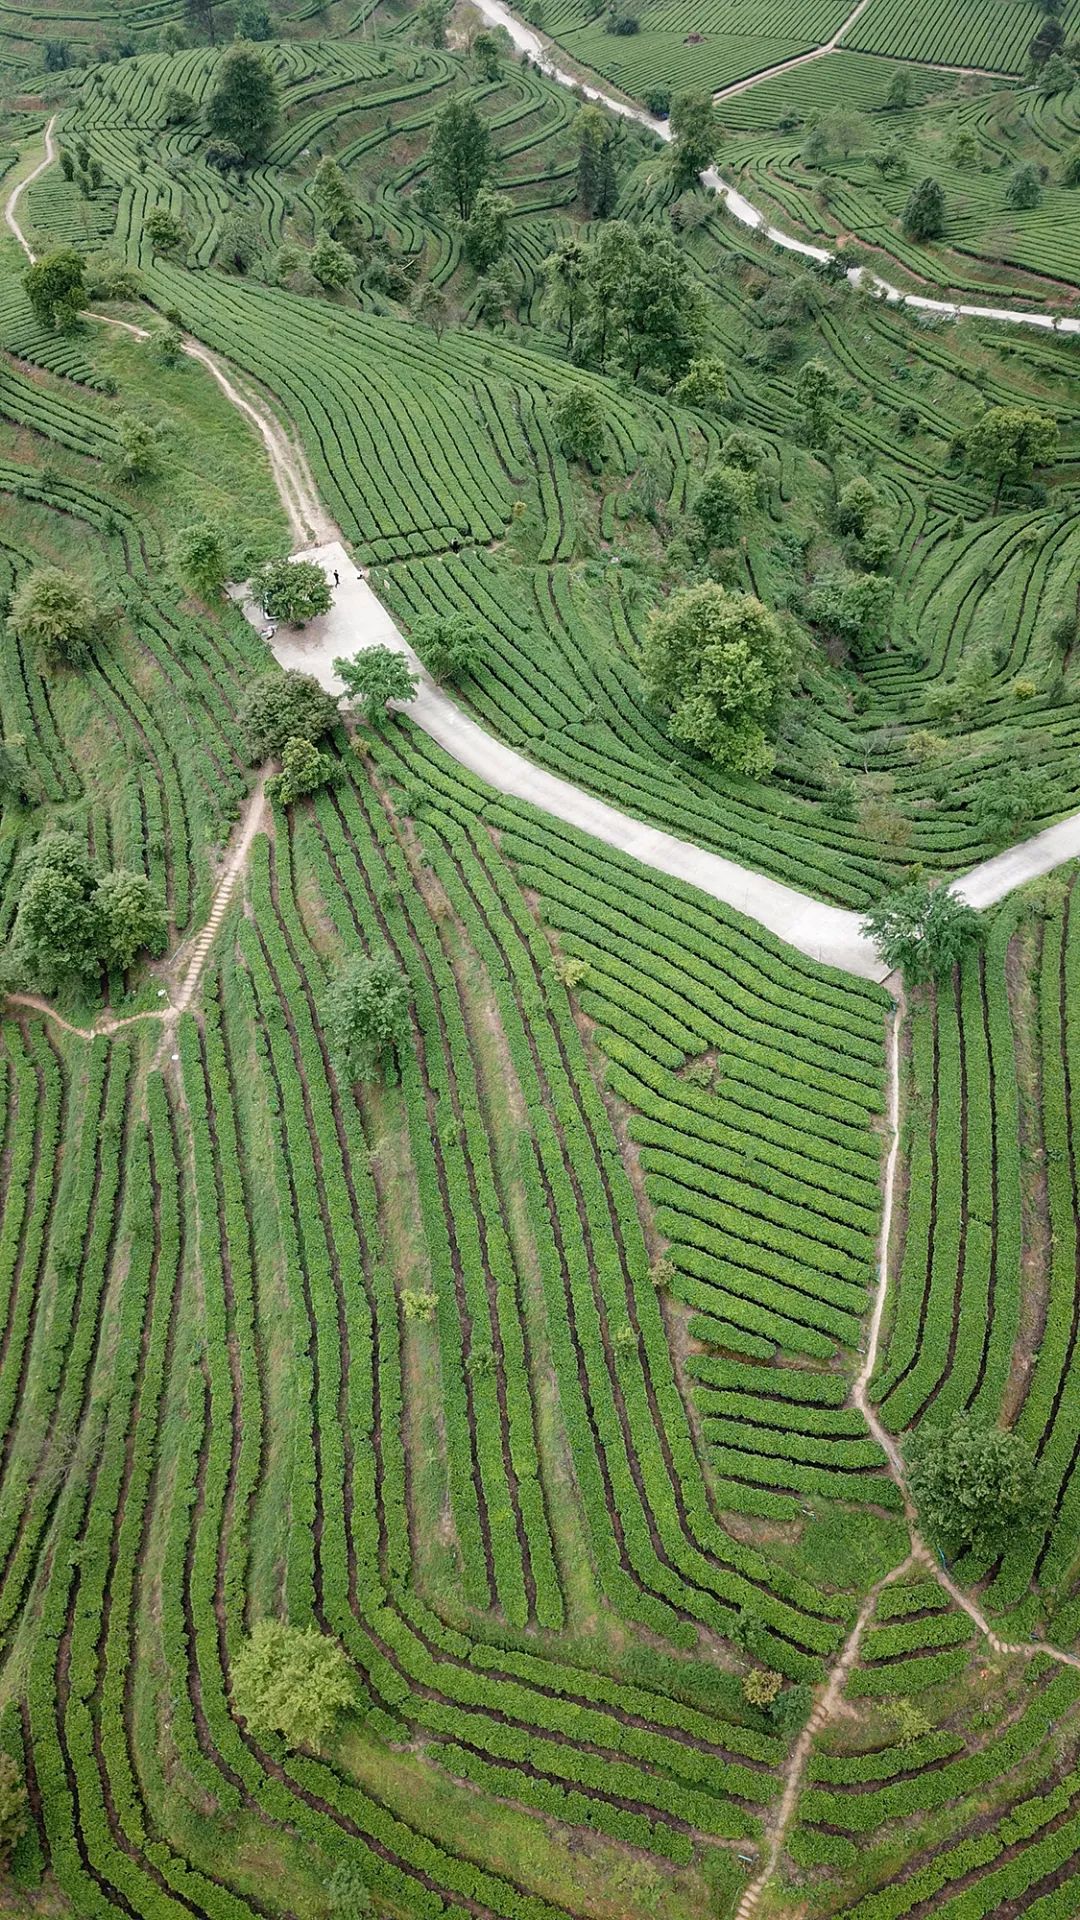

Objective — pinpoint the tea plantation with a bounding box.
[1,1,1080,1917]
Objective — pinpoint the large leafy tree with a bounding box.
[238,669,339,761]
[8,566,109,670]
[429,94,493,221]
[462,186,511,273]
[95,870,168,972]
[576,105,617,216]
[23,247,85,330]
[902,174,945,240]
[206,40,280,160]
[551,386,605,466]
[172,520,230,598]
[641,583,795,778]
[964,405,1059,508]
[907,1413,1046,1560]
[407,611,480,683]
[266,735,340,806]
[540,237,590,352]
[861,878,982,984]
[334,646,418,727]
[322,949,411,1081]
[252,557,332,624]
[9,835,166,988]
[693,464,759,551]
[231,1620,354,1749]
[669,90,715,190]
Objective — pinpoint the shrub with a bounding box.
[231,1619,354,1748]
[861,879,982,984]
[8,566,109,669]
[238,670,340,761]
[321,948,411,1081]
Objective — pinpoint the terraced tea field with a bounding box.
[3,1,1080,1917]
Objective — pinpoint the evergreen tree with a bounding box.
[429,94,493,220]
[206,40,279,159]
[902,174,945,240]
[669,90,715,190]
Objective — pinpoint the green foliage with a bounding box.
[907,1413,1047,1559]
[472,29,503,80]
[407,612,480,682]
[23,247,85,331]
[172,520,230,598]
[641,582,795,777]
[551,386,606,466]
[310,232,356,291]
[266,735,341,806]
[673,353,727,411]
[576,221,707,381]
[462,187,511,274]
[576,105,618,217]
[321,947,411,1081]
[109,413,164,483]
[972,764,1052,846]
[965,406,1059,507]
[231,1619,354,1748]
[1062,143,1080,186]
[0,1752,27,1868]
[861,879,983,983]
[334,646,418,726]
[692,464,759,550]
[429,94,493,221]
[669,90,715,190]
[836,476,879,538]
[742,1667,782,1708]
[8,566,109,670]
[144,206,188,255]
[807,569,894,657]
[902,174,945,240]
[794,357,839,449]
[1005,163,1043,209]
[253,557,333,624]
[410,280,448,339]
[94,869,169,971]
[206,39,280,159]
[885,66,911,107]
[238,669,340,761]
[0,738,34,807]
[312,157,357,241]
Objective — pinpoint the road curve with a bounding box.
[470,0,1080,334]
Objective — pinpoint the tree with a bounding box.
[321,948,411,1080]
[965,405,1059,508]
[836,475,879,537]
[185,0,217,41]
[218,206,261,273]
[472,29,503,79]
[163,85,197,124]
[1029,15,1064,66]
[144,206,187,255]
[462,187,511,273]
[429,94,493,221]
[540,237,589,352]
[1040,49,1075,90]
[231,1619,354,1749]
[312,157,357,240]
[692,464,758,551]
[580,223,706,381]
[94,869,168,970]
[972,764,1051,846]
[576,106,617,217]
[44,38,70,69]
[1006,162,1043,209]
[551,386,605,466]
[673,353,727,411]
[310,232,356,290]
[206,40,279,160]
[0,1752,26,1868]
[407,611,480,682]
[12,836,102,984]
[1062,143,1080,185]
[238,669,339,761]
[410,281,448,339]
[418,0,451,44]
[252,557,333,624]
[669,90,715,191]
[907,1413,1046,1560]
[173,520,229,597]
[266,735,340,805]
[235,0,273,37]
[808,569,894,657]
[902,174,945,241]
[110,413,164,483]
[8,566,108,669]
[794,357,839,449]
[885,66,911,107]
[641,582,795,778]
[333,646,418,727]
[0,738,34,807]
[861,878,982,984]
[23,247,85,330]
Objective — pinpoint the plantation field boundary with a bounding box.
[471,0,1080,330]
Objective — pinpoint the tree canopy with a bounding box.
[24,247,85,330]
[902,174,945,240]
[907,1413,1047,1560]
[334,646,418,727]
[861,878,982,984]
[407,611,480,683]
[321,948,411,1081]
[965,406,1059,508]
[238,669,340,761]
[266,735,341,806]
[669,91,715,190]
[429,94,493,220]
[252,557,333,625]
[551,386,606,466]
[8,567,109,670]
[641,583,795,778]
[231,1619,354,1749]
[9,834,167,990]
[206,40,280,159]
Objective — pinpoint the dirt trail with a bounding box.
[712,0,874,106]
